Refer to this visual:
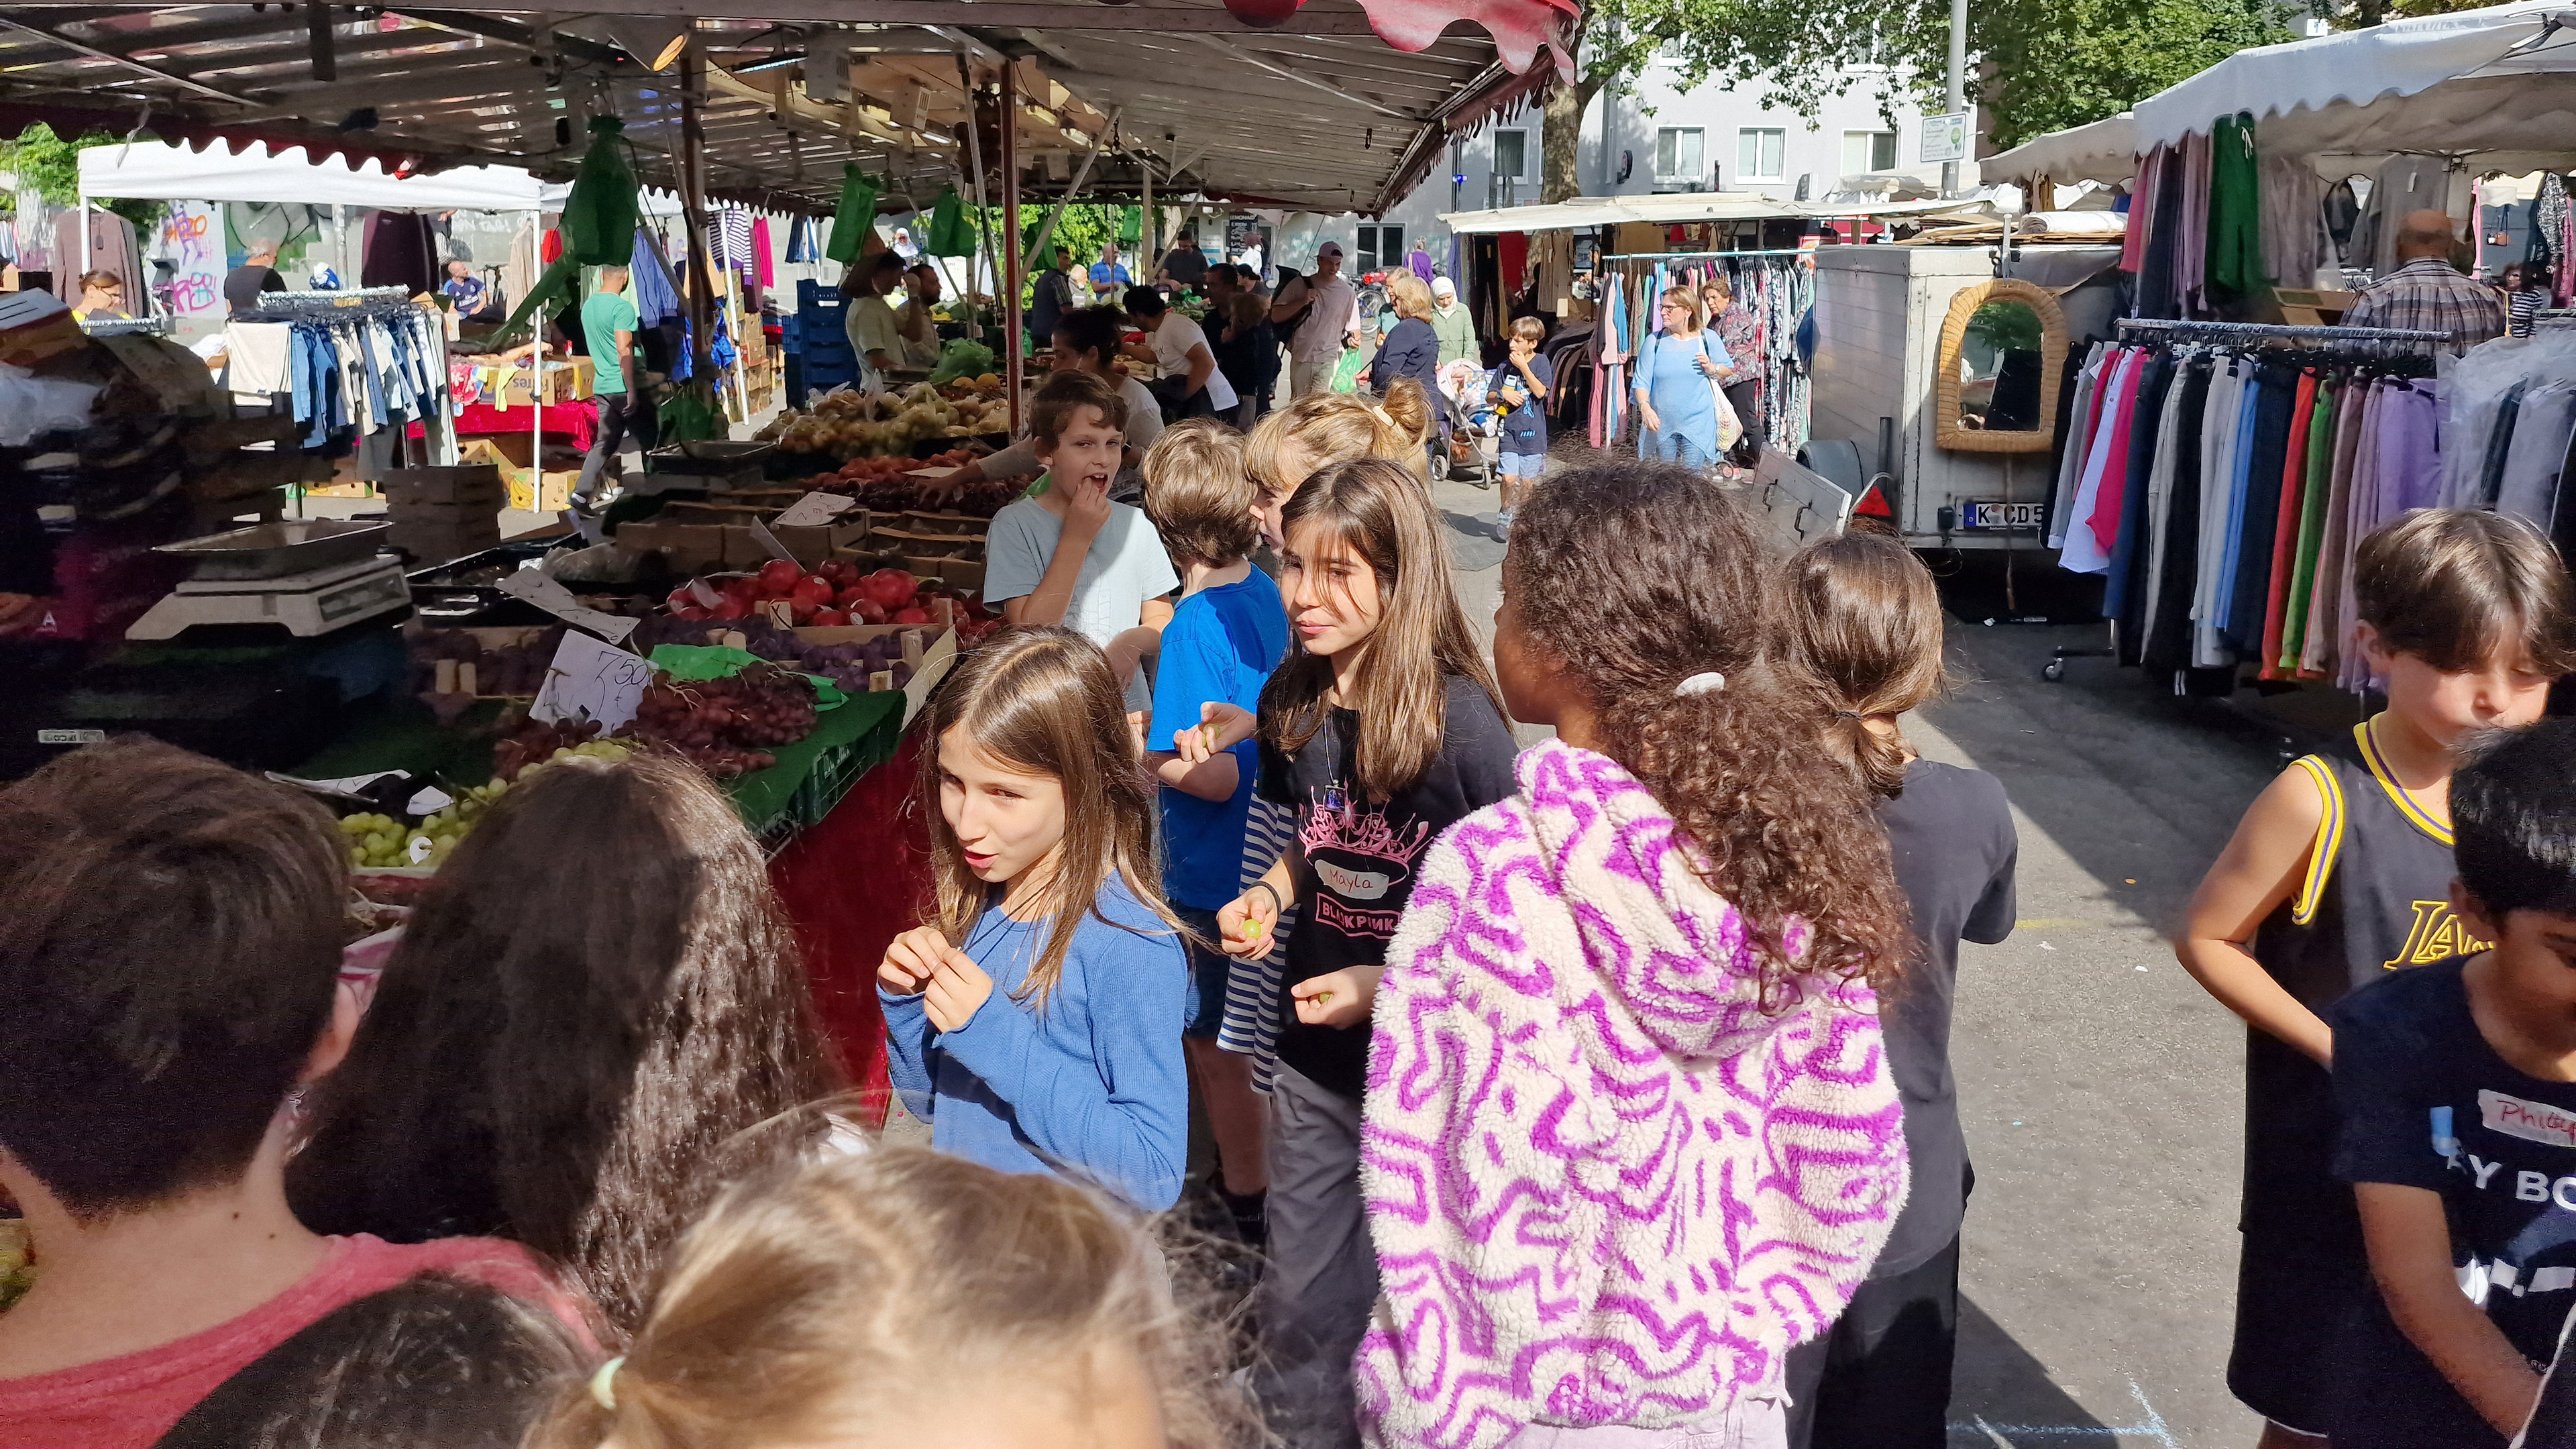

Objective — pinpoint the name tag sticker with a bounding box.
[2480,1089,2576,1150]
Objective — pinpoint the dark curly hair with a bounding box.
[1506,460,1906,997]
[290,752,845,1343]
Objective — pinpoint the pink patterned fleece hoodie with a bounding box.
[1355,739,1908,1449]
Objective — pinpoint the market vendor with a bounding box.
[1088,241,1132,305]
[964,305,1164,498]
[1123,285,1236,422]
[1158,229,1209,292]
[1030,245,1076,350]
[841,250,906,375]
[896,262,944,370]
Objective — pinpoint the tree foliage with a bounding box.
[1535,0,2295,197]
[0,124,163,228]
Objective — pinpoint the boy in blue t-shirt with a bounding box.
[2331,718,2576,1448]
[1139,418,1289,1248]
[1489,315,1552,539]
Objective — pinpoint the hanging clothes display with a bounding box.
[2052,319,2447,692]
[786,215,822,264]
[360,211,438,295]
[1595,249,1817,455]
[2260,154,2328,292]
[629,228,682,329]
[240,290,449,454]
[2439,327,2576,545]
[751,216,776,290]
[2206,113,2264,299]
[50,205,140,306]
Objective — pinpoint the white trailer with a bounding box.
[1806,244,2123,550]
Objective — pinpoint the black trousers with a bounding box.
[1782,1232,1960,1449]
[1724,378,1766,461]
[576,389,655,503]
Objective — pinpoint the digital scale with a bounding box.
[125,520,413,641]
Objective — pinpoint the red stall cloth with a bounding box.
[406,401,596,451]
[766,733,932,1116]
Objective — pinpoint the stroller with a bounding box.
[1430,358,1498,486]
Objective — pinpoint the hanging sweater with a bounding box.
[1354,740,1907,1449]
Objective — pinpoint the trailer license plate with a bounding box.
[1960,499,2043,530]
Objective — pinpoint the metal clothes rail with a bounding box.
[1603,247,1818,262]
[2115,317,2449,344]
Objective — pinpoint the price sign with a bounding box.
[1920,112,1971,164]
[771,491,859,528]
[529,631,653,731]
[497,568,641,645]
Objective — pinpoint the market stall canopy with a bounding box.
[1986,1,2576,183]
[80,138,692,216]
[0,1,1576,216]
[1983,113,2137,186]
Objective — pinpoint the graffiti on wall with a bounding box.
[160,202,222,315]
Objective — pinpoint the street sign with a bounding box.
[1921,112,1972,164]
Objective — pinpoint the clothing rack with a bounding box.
[2114,317,2449,345]
[1603,248,1816,262]
[260,285,412,305]
[80,316,173,337]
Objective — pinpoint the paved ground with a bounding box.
[1435,469,2328,1448]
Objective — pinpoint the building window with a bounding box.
[1654,127,1705,184]
[1493,129,1529,181]
[1356,225,1405,272]
[1736,128,1786,183]
[1842,129,1898,174]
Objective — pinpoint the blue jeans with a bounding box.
[1648,430,1712,468]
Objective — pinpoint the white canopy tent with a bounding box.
[1986,1,2576,182]
[80,140,688,215]
[1438,190,1993,236]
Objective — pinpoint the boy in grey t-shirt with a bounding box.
[981,372,1178,714]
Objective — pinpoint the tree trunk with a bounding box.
[1541,74,1604,205]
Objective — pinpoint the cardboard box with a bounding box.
[381,465,506,507]
[936,556,986,594]
[502,466,578,515]
[386,495,504,526]
[793,620,959,728]
[614,521,729,576]
[769,522,871,568]
[485,356,594,407]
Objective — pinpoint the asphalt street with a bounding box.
[1438,473,2329,1448]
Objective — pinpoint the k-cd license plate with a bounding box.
[1960,498,2043,530]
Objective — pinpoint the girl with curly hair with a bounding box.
[1355,458,1912,1449]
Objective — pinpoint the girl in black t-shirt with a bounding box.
[1206,456,1516,1448]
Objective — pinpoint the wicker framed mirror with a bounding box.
[1934,278,2068,454]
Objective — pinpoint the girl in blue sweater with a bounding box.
[879,625,1192,1211]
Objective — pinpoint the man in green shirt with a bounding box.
[575,264,648,509]
[1429,275,1477,368]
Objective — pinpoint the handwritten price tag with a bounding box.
[771,491,859,528]
[496,568,640,646]
[529,631,653,731]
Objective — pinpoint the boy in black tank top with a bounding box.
[2182,510,2576,1449]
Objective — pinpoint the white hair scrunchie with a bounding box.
[590,1356,625,1411]
[1674,672,1727,698]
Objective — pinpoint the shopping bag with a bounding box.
[1711,374,1745,453]
[1330,345,1366,394]
[823,164,879,266]
[924,186,977,258]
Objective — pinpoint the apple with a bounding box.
[854,600,889,625]
[835,585,870,610]
[861,568,918,611]
[790,598,822,624]
[812,608,849,627]
[893,606,932,625]
[710,596,751,621]
[758,559,803,594]
[792,576,837,609]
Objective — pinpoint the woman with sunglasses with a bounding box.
[74,270,131,323]
[1634,286,1728,469]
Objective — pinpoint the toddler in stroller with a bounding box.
[1432,358,1497,485]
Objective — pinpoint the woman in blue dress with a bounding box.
[1634,286,1727,468]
